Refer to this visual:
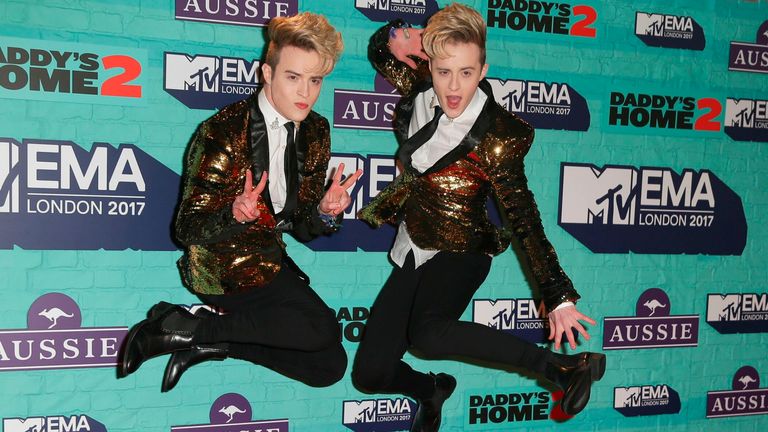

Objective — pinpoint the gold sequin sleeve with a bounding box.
[481,123,580,312]
[174,117,250,247]
[368,20,430,96]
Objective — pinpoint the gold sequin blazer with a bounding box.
[175,93,334,296]
[358,22,580,311]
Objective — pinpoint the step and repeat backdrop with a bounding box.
[1,0,767,431]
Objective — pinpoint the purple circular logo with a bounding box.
[636,288,671,317]
[27,293,82,330]
[733,366,760,390]
[757,21,768,45]
[210,393,252,424]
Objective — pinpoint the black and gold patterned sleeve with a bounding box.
[483,122,580,312]
[368,20,429,96]
[174,122,249,246]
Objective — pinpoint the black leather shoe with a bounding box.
[545,352,606,416]
[410,373,457,432]
[119,305,200,377]
[161,343,228,392]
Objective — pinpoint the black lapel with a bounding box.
[395,79,434,167]
[248,92,275,215]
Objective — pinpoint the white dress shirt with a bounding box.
[258,91,295,214]
[389,88,486,269]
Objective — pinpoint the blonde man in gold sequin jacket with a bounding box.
[119,13,361,393]
[351,4,605,430]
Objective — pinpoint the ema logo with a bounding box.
[342,397,416,432]
[706,293,768,334]
[468,391,566,425]
[558,162,747,255]
[487,1,597,38]
[0,39,145,104]
[172,393,288,432]
[472,299,551,344]
[729,20,768,74]
[614,384,681,417]
[724,98,768,142]
[355,0,440,25]
[336,306,370,343]
[0,138,180,250]
[608,92,722,132]
[174,0,297,27]
[603,288,699,350]
[487,77,590,131]
[634,12,705,50]
[164,52,260,110]
[3,414,107,432]
[305,153,397,252]
[334,74,401,130]
[0,293,126,372]
[707,366,768,418]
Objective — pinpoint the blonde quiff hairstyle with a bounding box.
[422,3,487,64]
[264,12,344,75]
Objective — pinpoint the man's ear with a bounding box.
[261,63,273,85]
[480,63,489,80]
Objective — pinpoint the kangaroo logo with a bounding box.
[38,307,74,329]
[218,405,247,423]
[738,375,757,390]
[643,300,667,316]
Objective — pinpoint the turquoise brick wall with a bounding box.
[1,0,767,431]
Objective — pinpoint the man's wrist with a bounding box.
[553,301,575,311]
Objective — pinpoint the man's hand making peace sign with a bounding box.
[319,163,363,216]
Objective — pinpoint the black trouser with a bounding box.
[193,262,346,387]
[352,251,550,400]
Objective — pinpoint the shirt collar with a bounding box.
[258,90,291,131]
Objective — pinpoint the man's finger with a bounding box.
[402,56,418,69]
[579,313,597,326]
[243,169,253,192]
[341,169,364,190]
[414,51,429,62]
[332,163,345,185]
[573,322,590,340]
[565,327,577,350]
[252,171,269,195]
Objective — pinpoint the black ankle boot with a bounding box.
[162,343,228,392]
[544,352,606,416]
[410,373,457,432]
[119,305,200,377]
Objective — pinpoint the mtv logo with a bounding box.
[488,79,526,112]
[560,165,638,225]
[636,13,664,36]
[356,0,388,9]
[165,53,220,93]
[0,139,20,213]
[343,400,376,424]
[3,417,45,432]
[473,300,515,330]
[707,294,741,322]
[725,99,755,128]
[614,387,641,408]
